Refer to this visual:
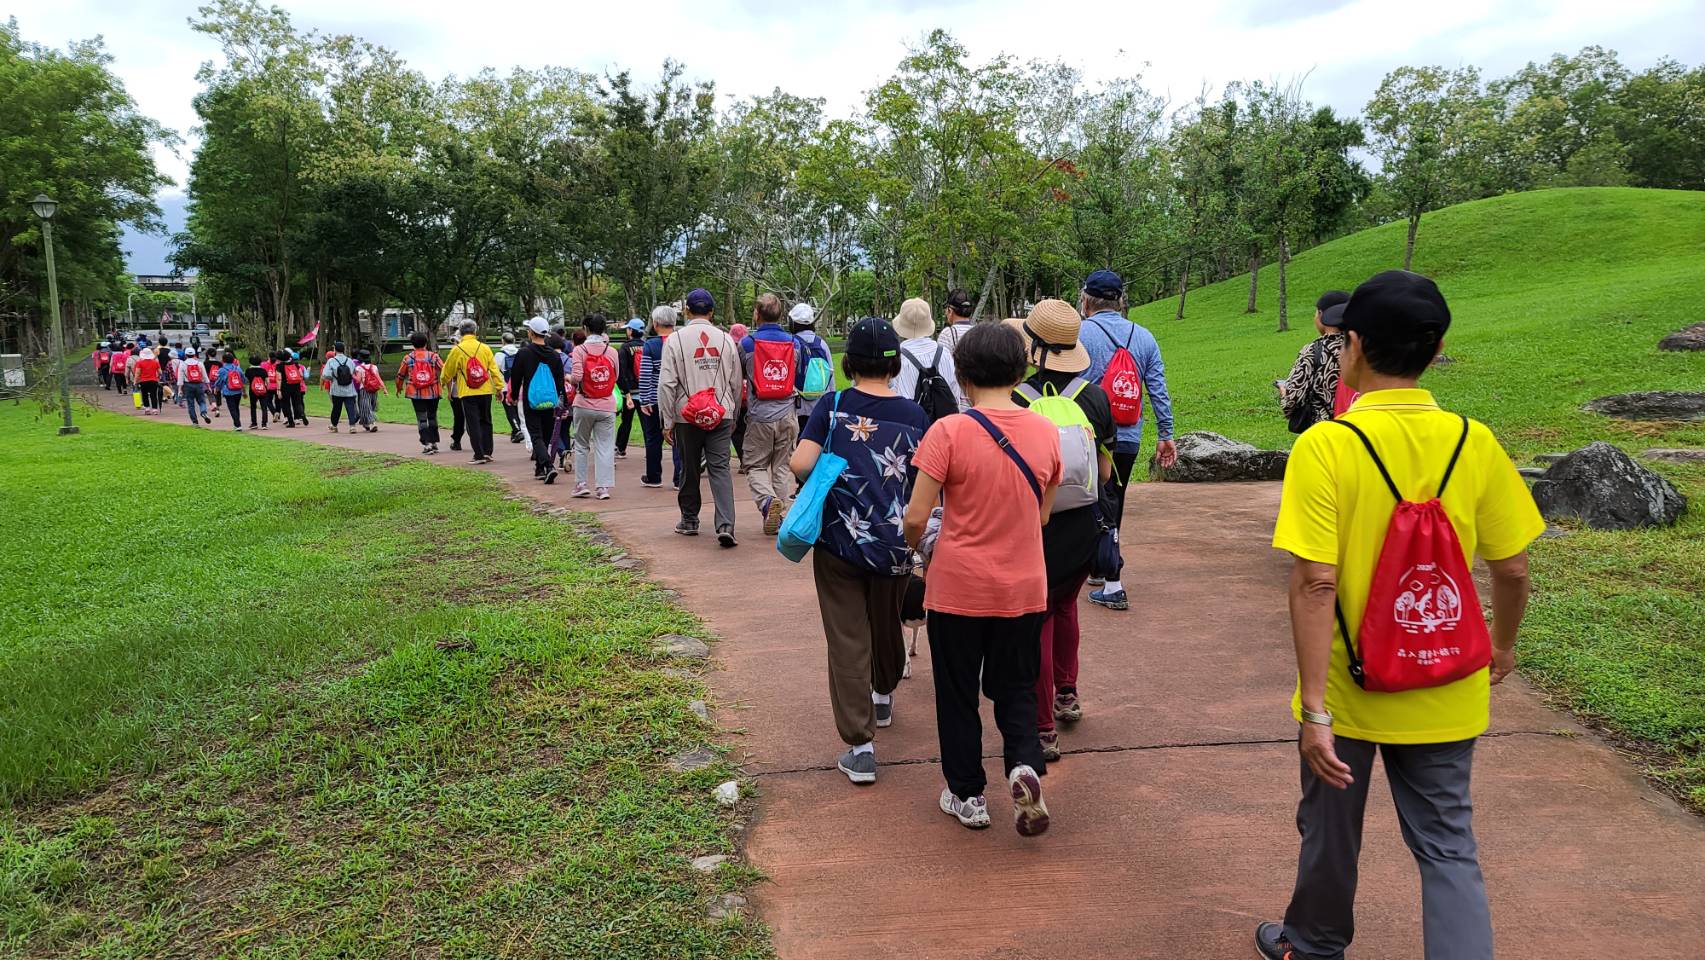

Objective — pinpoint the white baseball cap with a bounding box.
[789,303,816,326]
[525,316,550,335]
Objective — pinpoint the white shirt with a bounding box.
[890,336,966,409]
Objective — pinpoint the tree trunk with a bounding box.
[1276,233,1291,333]
[1404,214,1420,271]
[1245,250,1260,313]
[1174,257,1191,321]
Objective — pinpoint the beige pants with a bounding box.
[743,415,799,506]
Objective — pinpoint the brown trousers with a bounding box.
[812,548,909,747]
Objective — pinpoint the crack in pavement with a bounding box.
[747,728,1573,778]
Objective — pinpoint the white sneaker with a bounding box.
[1009,765,1050,837]
[939,789,990,829]
[572,483,591,498]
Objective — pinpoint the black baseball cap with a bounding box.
[846,316,900,359]
[1320,303,1348,328]
[1338,270,1450,337]
[945,289,974,315]
[1315,290,1350,313]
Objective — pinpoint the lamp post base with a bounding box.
[58,425,79,436]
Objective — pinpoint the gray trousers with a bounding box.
[675,419,736,533]
[571,407,616,488]
[1284,736,1491,960]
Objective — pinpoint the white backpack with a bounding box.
[1015,377,1098,513]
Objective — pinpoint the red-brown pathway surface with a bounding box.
[91,391,1705,959]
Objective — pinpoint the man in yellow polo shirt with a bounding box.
[1257,271,1544,960]
[440,320,504,465]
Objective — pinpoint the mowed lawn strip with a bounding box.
[0,404,767,958]
[1128,187,1705,811]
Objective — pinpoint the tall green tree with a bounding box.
[1365,65,1489,269]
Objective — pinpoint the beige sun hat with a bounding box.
[1003,299,1090,374]
[892,297,936,340]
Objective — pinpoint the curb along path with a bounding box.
[89,392,1705,959]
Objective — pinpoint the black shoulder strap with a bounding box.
[927,343,945,376]
[1438,415,1471,498]
[901,348,923,372]
[1329,419,1402,502]
[965,410,1042,505]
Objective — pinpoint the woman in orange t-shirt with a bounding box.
[904,322,1060,839]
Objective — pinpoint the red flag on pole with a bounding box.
[297,322,320,346]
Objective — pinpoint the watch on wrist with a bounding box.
[1300,707,1333,727]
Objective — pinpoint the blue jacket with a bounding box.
[216,362,246,397]
[1079,310,1174,449]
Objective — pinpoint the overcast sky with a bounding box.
[16,0,1705,272]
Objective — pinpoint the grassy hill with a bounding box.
[1130,187,1705,455]
[1130,187,1705,812]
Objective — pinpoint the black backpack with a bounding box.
[333,357,354,387]
[903,344,959,427]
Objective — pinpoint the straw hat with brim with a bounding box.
[1004,299,1090,374]
[893,297,935,340]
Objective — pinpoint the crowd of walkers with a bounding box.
[101,266,1544,960]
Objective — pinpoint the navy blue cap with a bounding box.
[846,316,900,359]
[686,288,715,314]
[1320,303,1348,328]
[1083,269,1123,299]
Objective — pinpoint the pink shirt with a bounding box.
[569,338,620,412]
[912,407,1062,617]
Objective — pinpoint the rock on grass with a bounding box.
[1530,442,1688,530]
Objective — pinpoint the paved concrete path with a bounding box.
[90,391,1705,959]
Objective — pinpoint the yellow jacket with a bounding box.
[440,334,504,397]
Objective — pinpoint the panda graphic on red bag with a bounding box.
[1332,415,1491,693]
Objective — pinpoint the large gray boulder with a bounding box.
[1582,392,1705,421]
[1530,442,1687,530]
[1151,431,1288,482]
[1658,323,1705,352]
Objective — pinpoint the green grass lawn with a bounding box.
[0,403,767,958]
[1129,187,1705,811]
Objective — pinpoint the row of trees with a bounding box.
[0,18,171,354]
[6,5,1703,356]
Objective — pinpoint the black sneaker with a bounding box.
[450,441,462,451]
[543,468,558,485]
[1255,922,1305,960]
[674,519,699,537]
[717,527,737,548]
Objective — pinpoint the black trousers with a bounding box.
[449,396,466,445]
[249,394,270,427]
[1097,450,1140,535]
[411,396,440,445]
[281,386,306,425]
[462,394,494,458]
[502,400,522,438]
[616,399,636,454]
[223,393,243,424]
[329,394,358,427]
[524,406,556,475]
[927,610,1047,800]
[139,382,161,409]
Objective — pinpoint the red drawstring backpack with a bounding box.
[1332,375,1360,418]
[1332,415,1490,693]
[1089,319,1144,426]
[580,346,617,399]
[751,338,797,400]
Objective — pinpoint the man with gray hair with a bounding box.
[440,318,504,464]
[637,305,679,489]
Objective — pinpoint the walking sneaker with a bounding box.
[939,789,991,829]
[1087,576,1105,587]
[615,449,627,459]
[1009,764,1050,837]
[837,749,877,785]
[450,441,462,451]
[595,487,611,500]
[717,527,738,548]
[476,455,494,464]
[423,445,434,455]
[1255,922,1306,960]
[427,444,439,455]
[572,483,592,498]
[674,519,700,537]
[1039,730,1061,762]
[1088,588,1129,611]
[348,426,359,434]
[365,424,377,433]
[1053,690,1083,723]
[328,424,338,433]
[543,467,558,485]
[641,479,664,489]
[510,431,523,443]
[762,497,789,537]
[874,697,893,729]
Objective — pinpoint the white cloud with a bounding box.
[19,0,1705,202]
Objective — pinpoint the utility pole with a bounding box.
[32,195,78,435]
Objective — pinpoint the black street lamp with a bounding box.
[32,195,77,435]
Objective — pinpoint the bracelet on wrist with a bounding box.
[1300,707,1333,727]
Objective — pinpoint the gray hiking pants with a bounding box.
[572,407,616,488]
[1283,736,1491,960]
[675,419,736,533]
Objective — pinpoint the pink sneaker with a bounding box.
[572,483,591,498]
[595,487,611,500]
